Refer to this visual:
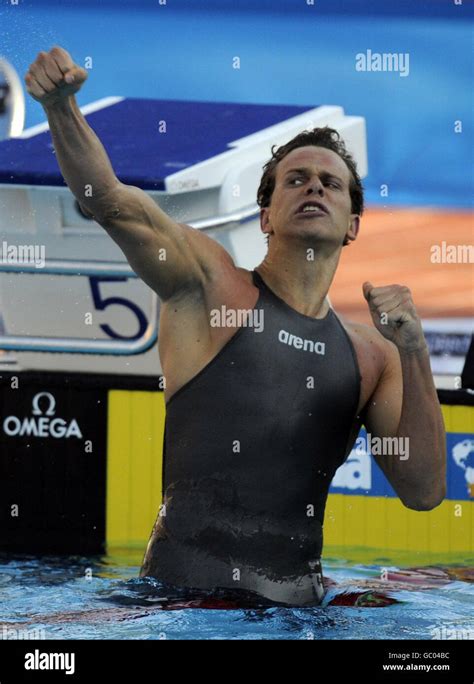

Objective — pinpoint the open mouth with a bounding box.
[296,201,328,217]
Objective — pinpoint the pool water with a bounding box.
[1,553,473,640]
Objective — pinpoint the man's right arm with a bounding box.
[26,46,225,301]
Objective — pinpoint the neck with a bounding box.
[256,237,342,319]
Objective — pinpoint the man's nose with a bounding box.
[305,177,324,195]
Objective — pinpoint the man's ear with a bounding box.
[260,207,272,238]
[343,215,360,246]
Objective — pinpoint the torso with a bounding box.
[142,262,389,593]
[158,263,388,455]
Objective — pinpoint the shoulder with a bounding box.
[178,222,237,269]
[337,316,402,381]
[177,224,257,298]
[339,316,397,355]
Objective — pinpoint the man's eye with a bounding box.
[290,178,304,185]
[326,181,340,189]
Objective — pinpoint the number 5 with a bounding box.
[89,276,148,341]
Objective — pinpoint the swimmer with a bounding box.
[25,47,446,608]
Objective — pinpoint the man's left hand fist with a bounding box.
[362,282,427,352]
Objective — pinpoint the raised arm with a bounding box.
[361,282,446,511]
[25,46,227,301]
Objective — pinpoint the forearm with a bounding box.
[44,96,119,216]
[389,345,446,508]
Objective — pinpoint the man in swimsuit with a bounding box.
[25,47,446,608]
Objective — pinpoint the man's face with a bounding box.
[260,145,360,248]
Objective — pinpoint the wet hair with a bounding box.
[257,127,364,246]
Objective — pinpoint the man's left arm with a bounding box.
[361,282,447,511]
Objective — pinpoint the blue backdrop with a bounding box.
[0,0,472,208]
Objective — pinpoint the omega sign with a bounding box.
[3,392,83,439]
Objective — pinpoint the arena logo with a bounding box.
[2,392,83,440]
[278,329,325,355]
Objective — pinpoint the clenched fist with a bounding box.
[362,281,427,353]
[25,46,88,108]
